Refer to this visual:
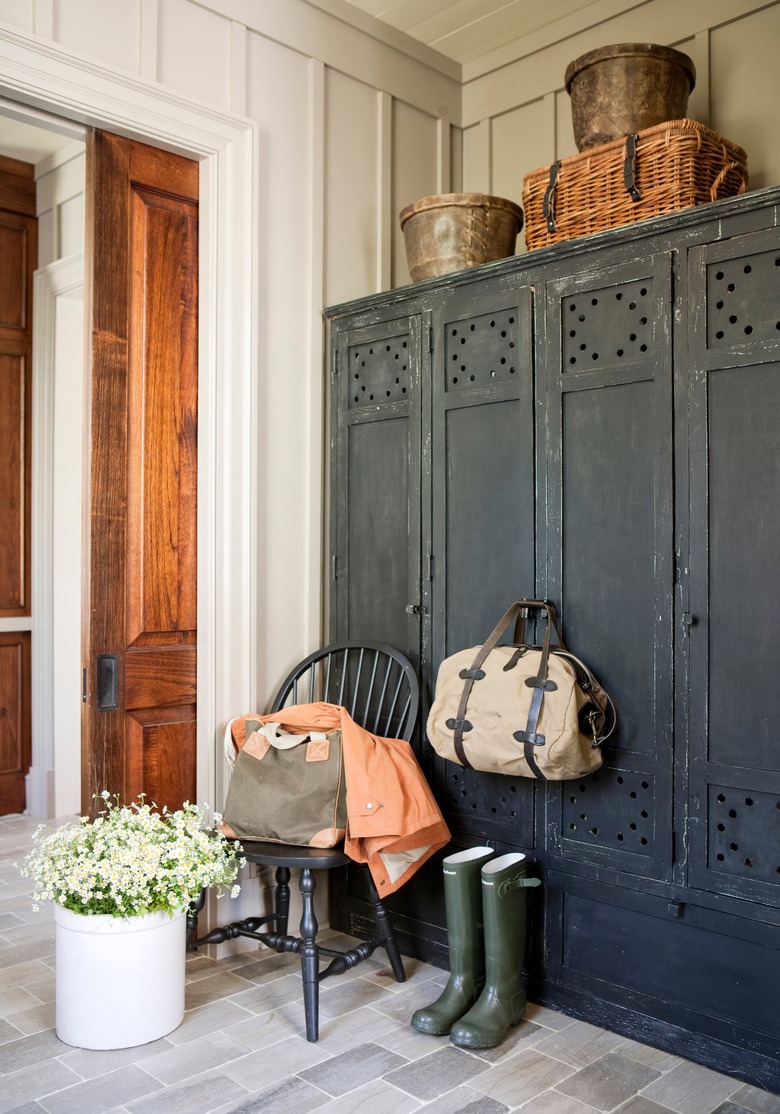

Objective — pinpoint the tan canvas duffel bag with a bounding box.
[427,599,616,780]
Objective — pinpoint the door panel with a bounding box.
[0,632,31,813]
[687,228,780,908]
[429,285,536,847]
[331,313,423,668]
[544,256,675,881]
[83,131,198,814]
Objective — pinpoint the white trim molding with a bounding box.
[0,23,258,815]
[29,255,84,818]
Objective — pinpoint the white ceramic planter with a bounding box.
[54,904,186,1049]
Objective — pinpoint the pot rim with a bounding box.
[400,192,523,230]
[564,42,696,94]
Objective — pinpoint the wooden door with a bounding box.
[83,131,198,815]
[0,156,35,814]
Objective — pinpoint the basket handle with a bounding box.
[623,134,642,203]
[543,161,560,232]
[710,162,748,201]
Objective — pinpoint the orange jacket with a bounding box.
[226,702,450,895]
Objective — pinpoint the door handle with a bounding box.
[96,654,119,710]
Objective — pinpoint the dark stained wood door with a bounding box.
[83,131,198,815]
[0,155,35,814]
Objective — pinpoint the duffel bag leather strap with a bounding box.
[450,599,562,770]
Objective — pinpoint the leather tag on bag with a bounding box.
[243,731,271,761]
[306,737,331,762]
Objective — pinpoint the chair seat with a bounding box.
[239,840,350,871]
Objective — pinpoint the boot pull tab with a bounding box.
[498,873,542,896]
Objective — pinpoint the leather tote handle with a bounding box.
[449,599,563,769]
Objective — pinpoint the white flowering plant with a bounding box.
[20,792,244,918]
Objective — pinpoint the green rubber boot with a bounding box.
[410,847,495,1035]
[449,852,541,1049]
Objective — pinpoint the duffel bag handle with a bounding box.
[450,599,563,769]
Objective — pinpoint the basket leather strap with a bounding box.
[543,162,560,232]
[623,134,642,202]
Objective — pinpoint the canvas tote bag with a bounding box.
[427,600,616,780]
[220,718,347,846]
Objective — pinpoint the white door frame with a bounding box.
[0,24,258,815]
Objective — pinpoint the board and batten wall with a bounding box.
[2,0,778,819]
[461,0,780,249]
[0,0,458,819]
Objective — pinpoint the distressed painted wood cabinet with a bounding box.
[325,184,780,1092]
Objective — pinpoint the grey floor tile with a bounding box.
[6,998,56,1034]
[728,1085,780,1113]
[470,1047,577,1107]
[712,1104,759,1114]
[220,1034,330,1091]
[0,984,45,1015]
[36,1064,162,1114]
[614,1100,679,1113]
[315,973,390,1018]
[305,1076,422,1113]
[0,1058,82,1114]
[640,1060,744,1113]
[59,1035,176,1080]
[517,1092,599,1113]
[299,1040,408,1097]
[166,999,256,1046]
[617,1040,682,1075]
[0,1026,67,1072]
[140,1030,253,1085]
[125,1068,249,1114]
[0,1016,24,1044]
[555,1051,661,1111]
[217,1075,330,1113]
[419,1084,511,1112]
[535,1019,629,1068]
[224,973,307,1016]
[184,970,259,1012]
[384,1044,488,1102]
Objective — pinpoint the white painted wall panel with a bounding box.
[393,100,438,288]
[492,100,549,217]
[158,0,232,109]
[0,0,33,31]
[324,68,380,305]
[52,0,141,74]
[36,146,85,266]
[245,30,320,695]
[710,6,780,191]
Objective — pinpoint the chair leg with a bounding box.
[273,866,291,937]
[298,869,320,1042]
[363,869,406,983]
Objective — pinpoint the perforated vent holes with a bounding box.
[444,307,519,390]
[563,769,655,854]
[708,786,780,885]
[563,278,654,370]
[707,249,780,347]
[447,768,524,823]
[349,335,410,408]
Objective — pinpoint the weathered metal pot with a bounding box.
[565,43,696,151]
[399,192,523,282]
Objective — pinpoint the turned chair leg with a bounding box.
[298,869,320,1042]
[364,870,406,983]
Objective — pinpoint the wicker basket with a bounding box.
[522,118,747,251]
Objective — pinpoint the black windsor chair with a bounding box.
[187,641,419,1041]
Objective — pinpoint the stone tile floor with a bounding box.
[2,812,779,1113]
